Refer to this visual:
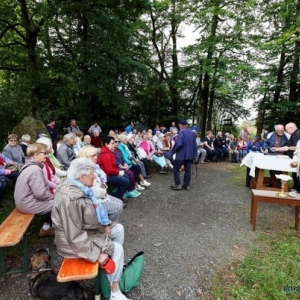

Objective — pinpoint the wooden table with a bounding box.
[251,189,300,231]
[241,152,296,192]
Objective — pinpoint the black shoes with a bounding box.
[170,184,182,190]
[170,185,191,191]
[159,170,168,174]
[182,185,191,191]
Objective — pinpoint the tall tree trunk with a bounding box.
[201,1,219,132]
[256,92,267,139]
[19,0,44,120]
[273,52,285,104]
[169,0,180,117]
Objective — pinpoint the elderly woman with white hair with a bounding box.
[20,134,31,156]
[57,133,77,169]
[77,146,123,220]
[52,158,131,300]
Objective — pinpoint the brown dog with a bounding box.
[29,249,88,300]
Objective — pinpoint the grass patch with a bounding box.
[209,231,300,299]
[207,165,300,299]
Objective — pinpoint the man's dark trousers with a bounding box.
[173,159,192,187]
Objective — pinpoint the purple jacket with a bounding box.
[0,153,13,176]
[171,128,198,160]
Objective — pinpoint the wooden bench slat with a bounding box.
[0,208,34,247]
[57,258,98,282]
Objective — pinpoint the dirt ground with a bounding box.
[0,162,296,299]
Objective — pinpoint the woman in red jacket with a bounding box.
[97,136,129,206]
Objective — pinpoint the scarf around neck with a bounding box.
[68,178,110,226]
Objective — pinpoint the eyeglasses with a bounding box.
[9,140,17,142]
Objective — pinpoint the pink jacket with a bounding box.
[136,140,156,158]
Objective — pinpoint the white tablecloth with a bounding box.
[240,152,297,177]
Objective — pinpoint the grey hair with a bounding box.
[63,133,76,142]
[67,157,95,180]
[118,134,127,142]
[36,137,52,150]
[21,134,31,142]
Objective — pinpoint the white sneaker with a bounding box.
[136,185,145,191]
[110,290,132,300]
[140,180,151,186]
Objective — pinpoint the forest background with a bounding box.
[0,0,299,141]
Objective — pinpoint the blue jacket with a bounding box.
[262,132,289,152]
[171,128,198,160]
[117,143,132,168]
[125,125,132,133]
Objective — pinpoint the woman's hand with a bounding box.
[104,225,111,237]
[98,252,109,265]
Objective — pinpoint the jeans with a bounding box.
[239,150,247,161]
[173,160,192,186]
[107,175,130,200]
[0,176,8,201]
[5,171,19,184]
[204,148,218,161]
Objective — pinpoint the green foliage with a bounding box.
[211,232,300,299]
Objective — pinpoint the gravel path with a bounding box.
[0,162,294,299]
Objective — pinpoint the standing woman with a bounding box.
[14,143,54,237]
[3,134,26,165]
[91,130,102,148]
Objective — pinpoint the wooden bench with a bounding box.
[57,257,101,300]
[251,189,300,231]
[0,208,34,275]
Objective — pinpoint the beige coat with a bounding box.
[14,160,53,215]
[51,179,115,263]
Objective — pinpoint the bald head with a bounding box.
[285,122,297,135]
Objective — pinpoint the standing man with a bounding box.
[88,122,102,136]
[125,122,134,134]
[46,120,58,143]
[170,119,198,191]
[67,119,80,134]
[239,126,250,140]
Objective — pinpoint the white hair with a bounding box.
[21,134,31,143]
[36,137,52,150]
[118,134,127,142]
[64,133,76,142]
[67,157,95,180]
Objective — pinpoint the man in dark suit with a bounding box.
[170,120,198,191]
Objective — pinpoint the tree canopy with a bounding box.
[0,0,299,136]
